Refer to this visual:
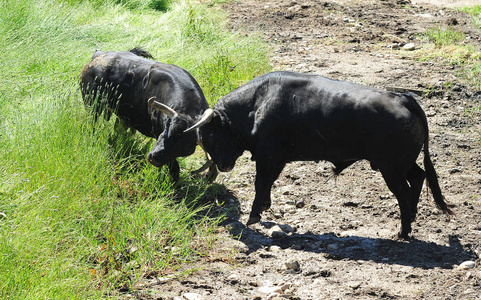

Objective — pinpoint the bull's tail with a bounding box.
[423,147,454,214]
[404,93,454,215]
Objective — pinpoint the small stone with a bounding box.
[291,244,302,250]
[259,286,283,294]
[285,260,300,271]
[279,224,294,233]
[273,212,283,219]
[269,245,282,252]
[296,200,305,208]
[267,293,280,299]
[157,276,174,284]
[227,274,239,283]
[403,43,416,51]
[457,261,476,270]
[449,168,461,174]
[268,225,288,238]
[183,293,203,300]
[348,281,362,289]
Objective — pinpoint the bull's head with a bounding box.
[147,97,213,172]
[185,108,243,172]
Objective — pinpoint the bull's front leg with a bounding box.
[246,159,285,226]
[166,159,180,182]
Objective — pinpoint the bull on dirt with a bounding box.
[187,71,454,238]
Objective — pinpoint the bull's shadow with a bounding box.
[218,196,475,270]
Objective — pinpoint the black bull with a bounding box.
[187,71,453,238]
[80,49,216,181]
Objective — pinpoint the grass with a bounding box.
[461,5,481,29]
[402,23,481,91]
[0,0,270,298]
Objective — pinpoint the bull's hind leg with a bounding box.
[406,163,425,222]
[380,166,413,239]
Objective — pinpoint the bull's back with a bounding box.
[250,72,425,162]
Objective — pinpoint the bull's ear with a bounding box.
[148,97,178,119]
[184,109,214,133]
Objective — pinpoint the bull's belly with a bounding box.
[279,139,364,163]
[277,133,421,164]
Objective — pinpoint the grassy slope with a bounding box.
[0,0,270,298]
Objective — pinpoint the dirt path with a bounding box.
[132,1,481,299]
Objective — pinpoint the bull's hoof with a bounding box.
[246,215,261,226]
[397,231,411,240]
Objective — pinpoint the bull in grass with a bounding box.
[80,48,216,181]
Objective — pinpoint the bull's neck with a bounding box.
[219,102,255,152]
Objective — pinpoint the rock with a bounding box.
[183,293,203,300]
[269,245,282,252]
[291,244,302,250]
[280,282,292,291]
[268,225,288,238]
[348,281,362,289]
[296,199,305,208]
[279,224,294,233]
[457,261,476,270]
[259,285,283,294]
[449,168,462,174]
[267,292,281,299]
[285,260,300,271]
[403,43,416,51]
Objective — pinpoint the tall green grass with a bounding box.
[0,0,270,298]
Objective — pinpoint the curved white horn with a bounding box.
[184,109,214,133]
[191,159,214,174]
[148,97,178,119]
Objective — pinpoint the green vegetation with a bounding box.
[424,27,466,46]
[0,0,270,298]
[410,22,481,90]
[461,5,481,29]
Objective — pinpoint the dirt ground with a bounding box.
[130,0,481,299]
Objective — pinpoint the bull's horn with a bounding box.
[191,159,214,174]
[184,109,214,133]
[148,97,178,119]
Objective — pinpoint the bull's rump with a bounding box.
[250,72,425,164]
